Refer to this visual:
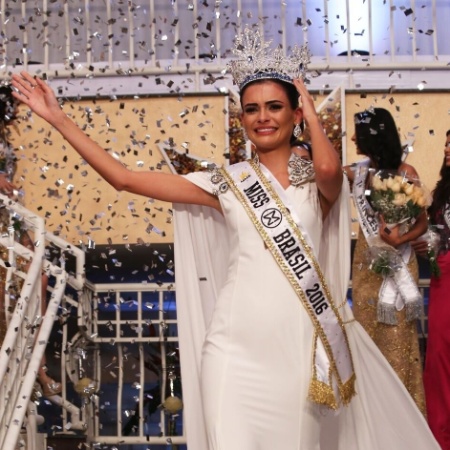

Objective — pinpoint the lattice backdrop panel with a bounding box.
[2,0,450,92]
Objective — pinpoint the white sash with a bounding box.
[221,160,355,410]
[352,161,421,324]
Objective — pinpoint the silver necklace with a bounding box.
[253,153,315,187]
[287,153,315,187]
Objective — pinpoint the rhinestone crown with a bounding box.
[227,26,311,91]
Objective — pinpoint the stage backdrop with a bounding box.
[8,89,448,245]
[10,93,228,245]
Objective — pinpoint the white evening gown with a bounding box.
[174,167,439,450]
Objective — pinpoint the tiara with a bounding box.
[227,26,311,90]
[354,107,376,125]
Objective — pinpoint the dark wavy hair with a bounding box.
[290,138,312,155]
[0,85,17,124]
[354,107,403,170]
[428,129,450,221]
[239,78,299,110]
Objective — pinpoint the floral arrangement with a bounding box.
[366,245,402,277]
[370,171,431,227]
[367,170,432,277]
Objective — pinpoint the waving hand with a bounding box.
[11,72,64,127]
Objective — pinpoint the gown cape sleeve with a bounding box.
[173,171,229,449]
[173,170,353,449]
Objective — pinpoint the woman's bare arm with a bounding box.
[293,79,343,218]
[11,72,220,211]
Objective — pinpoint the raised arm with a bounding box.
[11,72,220,210]
[293,79,342,216]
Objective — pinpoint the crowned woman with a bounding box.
[11,26,439,449]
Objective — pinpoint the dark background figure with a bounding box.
[344,107,428,414]
[413,129,450,449]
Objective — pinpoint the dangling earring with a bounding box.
[242,128,248,141]
[293,123,302,138]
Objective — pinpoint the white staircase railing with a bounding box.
[0,196,184,448]
[75,281,187,447]
[0,194,85,450]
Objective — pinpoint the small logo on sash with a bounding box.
[261,208,282,228]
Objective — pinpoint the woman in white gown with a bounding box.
[11,28,439,450]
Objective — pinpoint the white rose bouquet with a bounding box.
[370,170,431,231]
[367,170,431,276]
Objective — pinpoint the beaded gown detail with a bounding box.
[352,234,426,415]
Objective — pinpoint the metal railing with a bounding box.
[75,280,186,447]
[0,193,85,450]
[1,0,450,91]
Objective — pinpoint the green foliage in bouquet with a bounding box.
[12,216,22,233]
[419,227,442,278]
[369,250,394,277]
[428,249,441,278]
[367,246,401,278]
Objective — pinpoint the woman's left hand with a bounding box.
[379,216,403,247]
[293,78,343,216]
[293,78,317,125]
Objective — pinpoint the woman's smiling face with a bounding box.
[240,80,300,152]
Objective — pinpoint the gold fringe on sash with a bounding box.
[308,379,338,410]
[308,335,357,410]
[308,373,356,410]
[339,373,357,406]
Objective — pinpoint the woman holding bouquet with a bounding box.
[412,130,450,448]
[345,107,428,414]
